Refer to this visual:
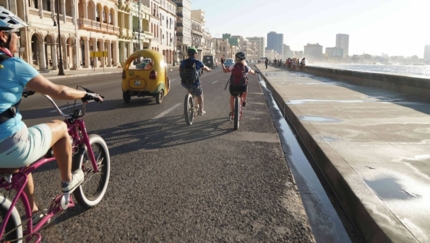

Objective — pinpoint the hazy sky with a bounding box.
[191,0,428,58]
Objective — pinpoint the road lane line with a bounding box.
[170,79,176,82]
[153,103,182,119]
[211,80,218,84]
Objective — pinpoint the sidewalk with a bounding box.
[255,64,429,243]
[42,67,122,80]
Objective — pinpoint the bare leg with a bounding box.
[24,173,39,213]
[46,120,72,182]
[242,91,248,105]
[196,95,204,112]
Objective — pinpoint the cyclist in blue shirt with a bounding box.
[0,7,102,222]
[179,47,211,115]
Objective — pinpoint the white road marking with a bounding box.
[211,80,218,84]
[153,103,182,119]
[170,79,176,82]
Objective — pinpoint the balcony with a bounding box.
[192,29,203,37]
[144,31,153,40]
[78,18,120,35]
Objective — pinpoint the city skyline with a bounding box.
[192,0,427,58]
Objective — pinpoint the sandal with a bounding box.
[32,209,48,226]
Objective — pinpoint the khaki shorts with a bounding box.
[0,124,52,168]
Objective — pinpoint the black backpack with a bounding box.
[180,59,198,85]
[230,63,248,87]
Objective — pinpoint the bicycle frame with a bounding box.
[0,94,100,242]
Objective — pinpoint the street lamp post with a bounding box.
[56,0,65,75]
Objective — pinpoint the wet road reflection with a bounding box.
[258,75,352,243]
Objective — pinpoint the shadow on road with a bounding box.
[97,115,232,156]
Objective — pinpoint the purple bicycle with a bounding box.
[0,87,110,243]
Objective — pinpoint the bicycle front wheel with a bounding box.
[234,96,240,130]
[73,134,111,208]
[0,195,23,243]
[184,93,194,125]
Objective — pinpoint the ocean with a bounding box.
[308,63,430,78]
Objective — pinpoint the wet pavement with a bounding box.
[255,64,429,243]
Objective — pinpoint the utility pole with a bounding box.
[56,0,65,75]
[138,0,141,50]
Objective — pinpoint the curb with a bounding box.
[255,64,418,243]
[44,71,121,80]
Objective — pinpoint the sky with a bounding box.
[191,0,429,58]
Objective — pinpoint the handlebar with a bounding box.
[22,86,104,119]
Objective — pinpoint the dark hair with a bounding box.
[0,31,11,48]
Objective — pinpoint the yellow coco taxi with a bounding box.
[121,49,171,104]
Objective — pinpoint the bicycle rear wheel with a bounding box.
[184,93,194,125]
[234,96,240,130]
[0,195,23,243]
[73,134,111,208]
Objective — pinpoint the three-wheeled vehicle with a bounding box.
[121,49,170,104]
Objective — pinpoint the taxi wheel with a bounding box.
[123,92,131,103]
[156,90,164,104]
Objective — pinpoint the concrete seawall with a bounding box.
[255,64,424,243]
[303,66,430,101]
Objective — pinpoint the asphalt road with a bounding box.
[14,67,317,242]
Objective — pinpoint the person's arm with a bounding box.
[247,66,256,75]
[26,74,102,101]
[221,59,230,73]
[203,65,211,72]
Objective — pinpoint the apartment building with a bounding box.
[212,38,231,60]
[2,0,159,70]
[190,10,204,59]
[247,37,265,58]
[114,0,154,66]
[158,0,176,64]
[172,0,191,60]
[336,33,349,58]
[16,0,121,70]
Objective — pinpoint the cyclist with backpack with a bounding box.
[179,47,211,115]
[0,7,103,223]
[221,52,257,117]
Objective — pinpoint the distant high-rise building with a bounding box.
[336,33,349,58]
[267,31,283,58]
[424,45,430,60]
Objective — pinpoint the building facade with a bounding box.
[336,33,349,58]
[3,0,158,70]
[172,0,191,60]
[213,38,231,60]
[283,44,293,58]
[158,0,176,64]
[190,9,204,59]
[267,31,283,58]
[326,47,343,58]
[247,37,265,58]
[304,43,323,59]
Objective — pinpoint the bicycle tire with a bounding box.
[72,134,111,208]
[0,194,23,243]
[234,96,240,130]
[184,93,194,125]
